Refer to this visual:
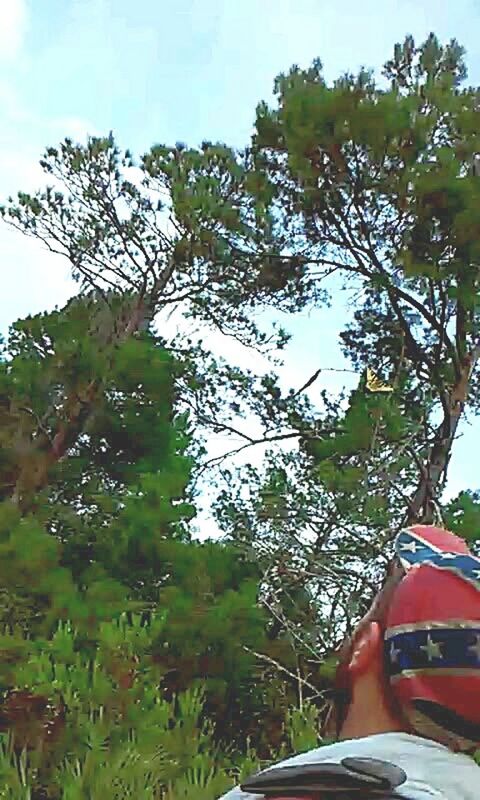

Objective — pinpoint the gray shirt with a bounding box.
[218,732,480,799]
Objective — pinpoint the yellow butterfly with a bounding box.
[366,367,394,393]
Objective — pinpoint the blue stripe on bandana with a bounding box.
[386,626,480,677]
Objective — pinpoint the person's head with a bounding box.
[324,525,480,752]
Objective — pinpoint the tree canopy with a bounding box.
[1,30,480,795]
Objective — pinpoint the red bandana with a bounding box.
[385,525,480,751]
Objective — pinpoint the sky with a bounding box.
[1,0,480,536]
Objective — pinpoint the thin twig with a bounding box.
[242,646,327,702]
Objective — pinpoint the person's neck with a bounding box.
[340,712,406,741]
[339,683,408,741]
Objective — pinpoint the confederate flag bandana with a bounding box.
[385,525,480,752]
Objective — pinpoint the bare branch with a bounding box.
[242,646,328,703]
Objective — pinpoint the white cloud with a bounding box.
[0,226,76,337]
[47,116,100,143]
[0,0,27,60]
[0,65,99,337]
[0,148,45,198]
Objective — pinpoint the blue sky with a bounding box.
[1,0,480,535]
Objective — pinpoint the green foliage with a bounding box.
[242,32,480,533]
[209,47,480,766]
[0,132,303,352]
[1,29,480,797]
[0,292,326,793]
[0,613,229,798]
[0,614,322,798]
[443,491,480,546]
[285,703,322,754]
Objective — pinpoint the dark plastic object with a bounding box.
[240,756,412,797]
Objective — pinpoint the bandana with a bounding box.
[385,525,480,751]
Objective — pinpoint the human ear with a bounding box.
[348,621,383,676]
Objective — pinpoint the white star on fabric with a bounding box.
[420,635,442,661]
[468,635,480,661]
[472,569,480,580]
[390,642,401,663]
[438,552,457,560]
[399,540,419,553]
